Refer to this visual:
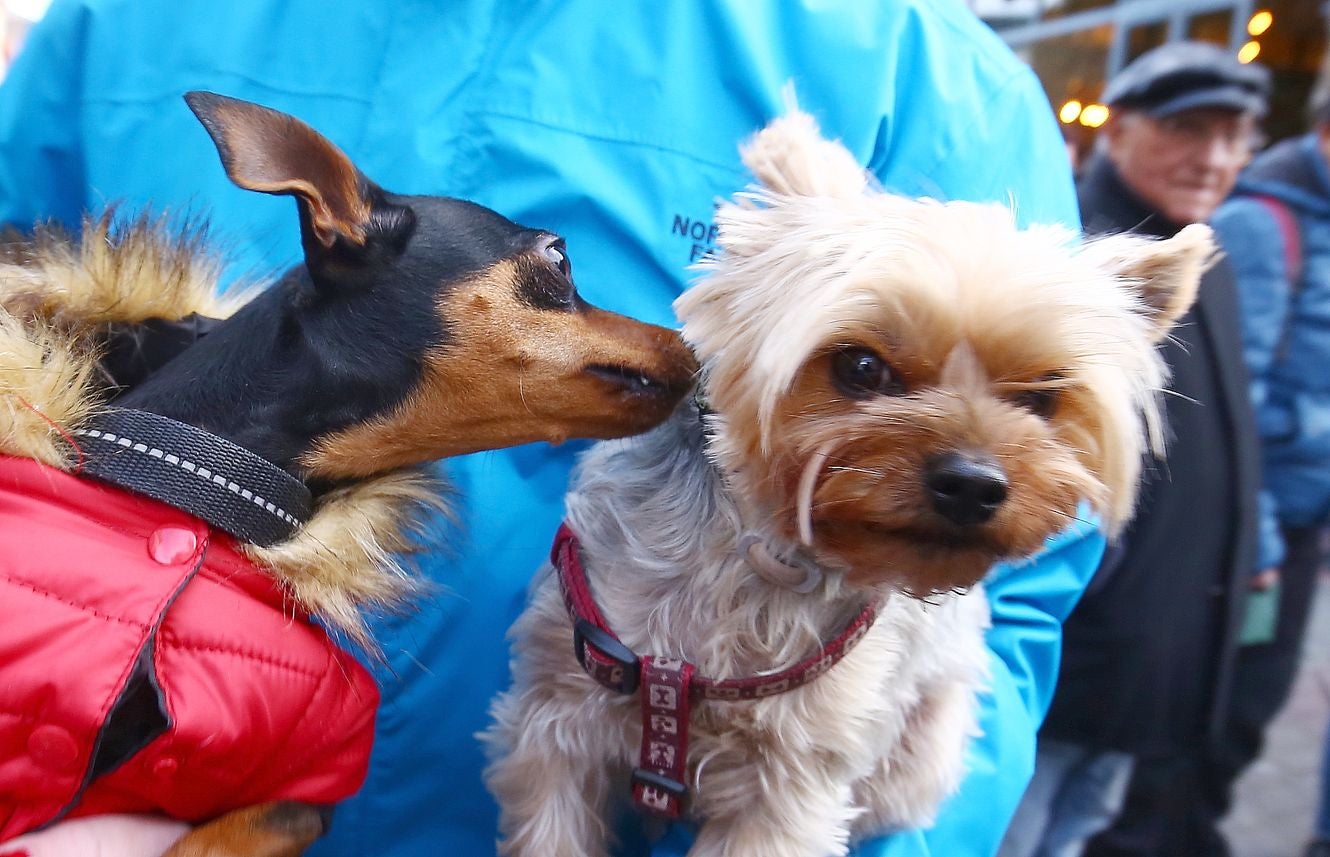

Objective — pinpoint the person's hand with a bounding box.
[0,815,189,857]
[1250,567,1281,591]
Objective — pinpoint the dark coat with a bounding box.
[1041,156,1261,755]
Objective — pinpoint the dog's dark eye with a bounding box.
[1013,388,1059,418]
[543,243,572,278]
[831,347,903,397]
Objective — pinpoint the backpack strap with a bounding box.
[1249,194,1305,361]
[1252,194,1303,285]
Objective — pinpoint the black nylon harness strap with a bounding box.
[71,408,312,547]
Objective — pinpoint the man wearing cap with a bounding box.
[1000,42,1269,857]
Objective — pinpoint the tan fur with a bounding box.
[1078,222,1211,340]
[1,211,251,328]
[162,802,325,857]
[738,90,869,199]
[243,469,448,645]
[1,213,247,468]
[0,312,100,468]
[0,219,431,640]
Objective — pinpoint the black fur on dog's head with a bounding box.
[117,92,697,484]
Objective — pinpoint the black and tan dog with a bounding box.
[133,92,694,479]
[0,93,694,856]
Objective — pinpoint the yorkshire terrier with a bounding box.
[482,106,1211,857]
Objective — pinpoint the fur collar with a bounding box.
[0,214,440,644]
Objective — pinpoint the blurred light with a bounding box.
[3,0,49,20]
[4,0,52,22]
[1079,103,1110,128]
[1059,99,1083,124]
[1247,10,1273,37]
[1238,40,1262,63]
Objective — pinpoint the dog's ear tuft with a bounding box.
[740,87,868,199]
[185,91,393,253]
[1084,223,1214,342]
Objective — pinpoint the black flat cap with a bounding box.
[1102,41,1271,117]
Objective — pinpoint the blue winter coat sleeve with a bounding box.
[1211,198,1289,570]
[0,0,90,230]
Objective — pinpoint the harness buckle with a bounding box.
[631,767,688,815]
[573,618,640,695]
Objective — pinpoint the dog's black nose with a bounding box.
[925,452,1008,526]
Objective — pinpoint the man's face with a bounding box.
[1105,107,1258,225]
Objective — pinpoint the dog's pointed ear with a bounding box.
[184,91,383,251]
[1086,223,1214,342]
[740,87,869,198]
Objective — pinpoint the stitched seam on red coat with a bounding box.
[269,649,340,780]
[0,575,149,629]
[156,634,327,680]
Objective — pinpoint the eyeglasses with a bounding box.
[1150,113,1264,157]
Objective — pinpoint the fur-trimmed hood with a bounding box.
[0,214,441,642]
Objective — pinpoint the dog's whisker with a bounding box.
[517,365,532,415]
[1160,388,1199,405]
[804,494,867,509]
[395,647,435,678]
[827,464,883,477]
[1044,506,1097,528]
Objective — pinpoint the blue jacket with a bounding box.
[0,2,1094,855]
[1214,134,1330,563]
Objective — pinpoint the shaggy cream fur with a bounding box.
[680,122,1210,537]
[483,105,1208,857]
[0,215,440,641]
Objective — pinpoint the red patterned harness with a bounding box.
[550,523,879,819]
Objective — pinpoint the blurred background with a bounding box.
[0,1,1323,854]
[971,7,1330,854]
[971,0,1330,170]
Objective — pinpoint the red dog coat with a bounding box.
[0,455,376,839]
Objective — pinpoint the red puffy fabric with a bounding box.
[0,455,377,840]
